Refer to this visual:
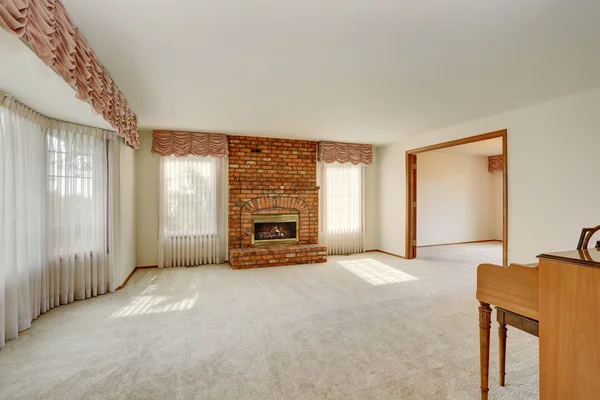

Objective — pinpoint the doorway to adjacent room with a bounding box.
[405,130,508,266]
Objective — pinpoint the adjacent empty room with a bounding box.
[415,138,504,263]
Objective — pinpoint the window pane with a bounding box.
[326,163,362,233]
[163,156,217,236]
[47,133,106,253]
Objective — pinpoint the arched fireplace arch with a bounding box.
[239,196,311,248]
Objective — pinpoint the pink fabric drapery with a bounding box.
[318,141,373,165]
[0,0,139,148]
[489,155,503,173]
[152,130,229,158]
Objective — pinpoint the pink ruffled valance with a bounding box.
[152,130,229,158]
[318,141,373,165]
[0,0,139,148]
[489,155,503,173]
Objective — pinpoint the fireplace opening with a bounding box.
[252,214,299,246]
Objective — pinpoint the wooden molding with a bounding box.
[405,129,509,266]
[502,130,508,266]
[117,265,159,290]
[372,249,407,259]
[406,130,507,154]
[417,240,503,248]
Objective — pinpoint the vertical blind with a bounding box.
[319,162,365,255]
[159,155,228,267]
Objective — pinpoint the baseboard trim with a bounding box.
[372,250,407,259]
[117,265,159,290]
[417,239,502,249]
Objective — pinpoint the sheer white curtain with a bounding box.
[159,155,228,267]
[46,127,115,305]
[0,102,47,348]
[318,162,365,255]
[0,98,118,349]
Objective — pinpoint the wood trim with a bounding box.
[502,131,508,266]
[405,153,411,258]
[476,292,539,321]
[538,253,600,269]
[373,249,407,259]
[405,153,417,259]
[405,129,509,266]
[117,268,138,290]
[406,130,506,154]
[117,265,159,290]
[417,240,502,248]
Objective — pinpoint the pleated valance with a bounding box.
[488,155,504,173]
[318,141,373,165]
[0,0,139,148]
[152,130,229,158]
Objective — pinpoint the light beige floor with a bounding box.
[0,242,538,400]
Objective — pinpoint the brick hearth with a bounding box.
[229,244,327,269]
[228,136,326,269]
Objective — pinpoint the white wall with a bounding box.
[134,130,381,266]
[378,86,600,263]
[365,147,380,250]
[491,171,503,241]
[417,152,496,246]
[117,141,137,285]
[135,130,160,267]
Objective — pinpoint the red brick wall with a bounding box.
[229,244,327,269]
[228,136,319,250]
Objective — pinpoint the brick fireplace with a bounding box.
[228,136,327,269]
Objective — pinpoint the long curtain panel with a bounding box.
[159,155,228,267]
[0,98,118,349]
[0,103,47,346]
[318,161,365,255]
[46,127,115,306]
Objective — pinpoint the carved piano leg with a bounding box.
[499,322,507,386]
[479,302,492,400]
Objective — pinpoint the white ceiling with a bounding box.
[0,30,113,130]
[436,137,502,156]
[47,1,600,143]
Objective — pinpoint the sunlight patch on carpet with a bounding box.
[338,258,418,285]
[110,284,198,318]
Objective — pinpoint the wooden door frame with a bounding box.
[405,129,508,266]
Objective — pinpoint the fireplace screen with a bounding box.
[252,214,299,246]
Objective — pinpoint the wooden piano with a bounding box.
[477,248,600,399]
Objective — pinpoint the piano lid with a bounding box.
[538,248,600,269]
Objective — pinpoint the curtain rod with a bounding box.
[0,89,120,139]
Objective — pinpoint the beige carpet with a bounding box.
[0,243,538,400]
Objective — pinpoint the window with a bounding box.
[162,155,218,236]
[325,162,362,233]
[319,161,365,255]
[46,132,108,254]
[159,155,228,267]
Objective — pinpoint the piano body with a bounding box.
[476,249,600,400]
